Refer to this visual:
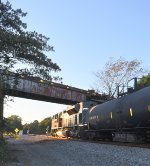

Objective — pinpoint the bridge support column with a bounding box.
[0,92,4,140]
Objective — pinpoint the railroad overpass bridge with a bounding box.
[0,70,109,138]
[1,70,108,105]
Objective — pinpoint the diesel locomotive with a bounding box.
[51,85,150,142]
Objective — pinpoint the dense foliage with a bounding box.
[39,117,51,134]
[0,0,61,81]
[26,117,51,135]
[138,73,150,87]
[4,115,22,133]
[4,115,51,135]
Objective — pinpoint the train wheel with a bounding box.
[102,138,106,141]
[108,137,113,141]
[88,132,95,141]
[88,135,93,141]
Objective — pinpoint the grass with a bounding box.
[0,139,19,163]
[0,139,9,163]
[0,133,21,163]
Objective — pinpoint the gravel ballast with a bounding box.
[44,140,150,166]
[5,136,150,166]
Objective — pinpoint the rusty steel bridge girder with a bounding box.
[0,70,108,105]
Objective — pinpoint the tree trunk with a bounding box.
[0,93,4,140]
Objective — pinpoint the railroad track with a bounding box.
[50,136,150,149]
[77,139,150,149]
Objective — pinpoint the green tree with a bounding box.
[0,1,62,139]
[22,117,51,135]
[138,73,150,87]
[39,117,51,134]
[0,1,61,80]
[22,123,29,134]
[5,115,22,133]
[28,120,40,134]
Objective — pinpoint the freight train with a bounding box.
[51,85,150,142]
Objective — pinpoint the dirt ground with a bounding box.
[1,135,67,166]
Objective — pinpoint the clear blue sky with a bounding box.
[4,0,150,124]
